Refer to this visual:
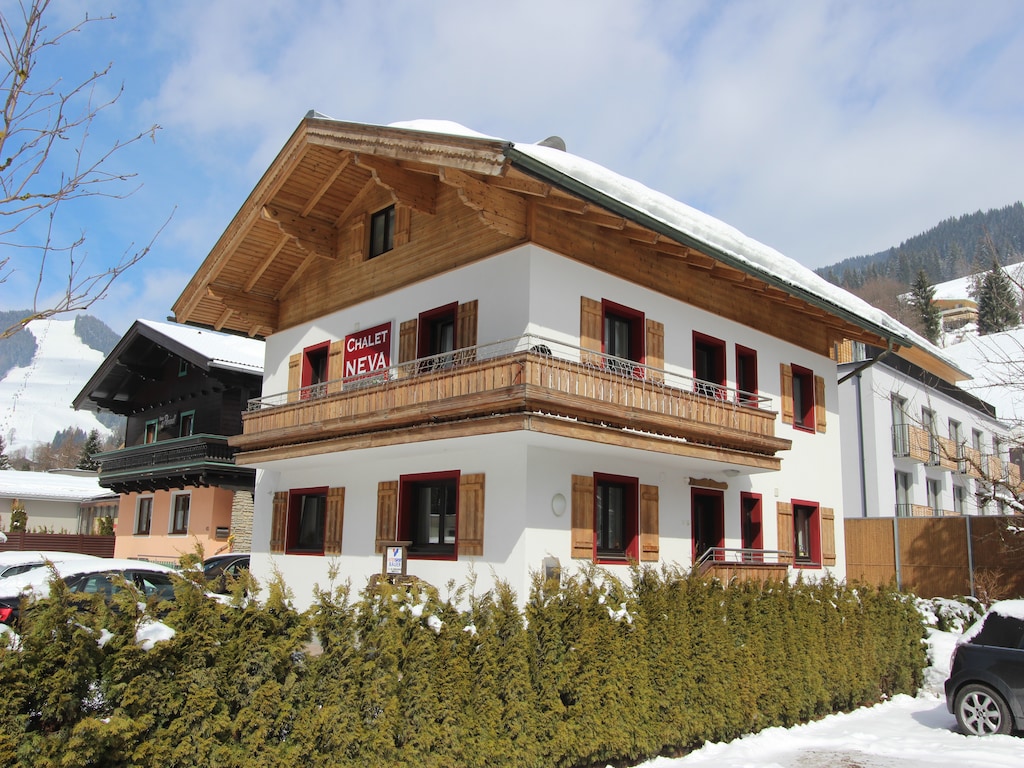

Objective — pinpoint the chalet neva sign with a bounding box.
[344,322,392,378]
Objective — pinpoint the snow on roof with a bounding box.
[943,327,1024,426]
[0,470,113,502]
[930,260,1024,302]
[137,319,264,374]
[383,118,964,374]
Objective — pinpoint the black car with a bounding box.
[945,600,1024,735]
[202,553,250,594]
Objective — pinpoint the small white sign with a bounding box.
[386,546,403,575]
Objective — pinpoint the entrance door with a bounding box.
[691,489,724,564]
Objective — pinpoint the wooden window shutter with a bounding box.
[375,481,399,554]
[645,319,665,383]
[345,218,365,263]
[776,501,793,564]
[326,340,345,394]
[393,204,411,248]
[639,484,660,562]
[820,506,836,566]
[270,492,289,554]
[398,319,418,369]
[580,297,603,367]
[324,487,345,556]
[779,364,794,425]
[814,375,827,433]
[456,300,478,364]
[287,354,302,403]
[571,474,595,559]
[457,473,485,557]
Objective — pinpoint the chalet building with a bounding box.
[170,114,950,607]
[74,320,263,562]
[837,340,1021,519]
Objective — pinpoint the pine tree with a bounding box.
[909,270,941,343]
[77,429,103,471]
[977,259,1021,335]
[0,435,10,470]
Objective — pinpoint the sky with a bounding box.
[2,0,1024,336]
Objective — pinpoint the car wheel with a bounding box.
[954,683,1012,736]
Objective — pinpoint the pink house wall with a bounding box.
[113,486,235,563]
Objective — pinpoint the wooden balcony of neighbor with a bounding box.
[235,335,790,463]
[695,547,791,583]
[95,434,256,494]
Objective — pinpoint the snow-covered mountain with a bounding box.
[0,318,114,453]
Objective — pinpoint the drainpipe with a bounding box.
[854,371,868,518]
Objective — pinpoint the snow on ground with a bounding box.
[630,626,1023,768]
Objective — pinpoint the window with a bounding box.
[135,497,153,535]
[895,471,912,516]
[399,472,459,558]
[922,407,938,464]
[602,300,644,376]
[736,345,758,406]
[179,410,195,438]
[302,342,330,398]
[691,488,724,563]
[740,492,763,561]
[891,394,909,456]
[415,303,458,370]
[953,483,966,516]
[790,365,815,431]
[693,332,726,398]
[144,419,158,444]
[927,478,941,515]
[288,488,327,553]
[178,358,190,377]
[972,429,984,452]
[369,205,395,258]
[594,474,639,562]
[170,493,190,535]
[792,501,820,566]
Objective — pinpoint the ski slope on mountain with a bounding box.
[0,319,112,453]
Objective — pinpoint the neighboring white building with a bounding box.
[172,116,954,608]
[0,469,117,534]
[838,342,1020,519]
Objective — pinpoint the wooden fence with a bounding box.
[0,532,116,558]
[845,516,1024,599]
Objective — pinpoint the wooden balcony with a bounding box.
[695,548,790,583]
[235,336,791,464]
[95,435,256,494]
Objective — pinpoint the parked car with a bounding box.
[202,553,249,594]
[0,558,179,627]
[0,551,100,580]
[945,599,1024,735]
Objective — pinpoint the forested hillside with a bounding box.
[817,201,1024,290]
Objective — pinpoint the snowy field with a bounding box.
[633,626,1022,768]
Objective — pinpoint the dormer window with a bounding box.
[369,205,395,258]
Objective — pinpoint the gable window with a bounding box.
[736,345,758,406]
[418,303,458,370]
[170,493,190,535]
[135,496,153,536]
[302,341,330,398]
[693,332,726,398]
[602,300,645,377]
[740,492,762,561]
[691,488,724,563]
[399,471,459,558]
[288,488,327,553]
[595,473,639,562]
[179,410,195,438]
[144,419,158,444]
[369,205,395,259]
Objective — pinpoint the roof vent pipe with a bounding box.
[536,135,566,151]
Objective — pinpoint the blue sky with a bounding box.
[4,0,1024,335]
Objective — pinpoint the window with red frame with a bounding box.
[288,488,327,554]
[791,364,815,430]
[792,501,820,566]
[418,303,458,371]
[693,332,726,398]
[399,471,459,558]
[740,492,762,562]
[301,341,330,398]
[594,473,638,561]
[602,299,645,377]
[691,488,724,563]
[736,345,758,406]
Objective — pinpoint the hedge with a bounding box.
[0,566,926,767]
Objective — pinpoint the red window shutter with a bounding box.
[814,375,827,433]
[645,319,665,383]
[270,491,288,553]
[456,300,478,364]
[580,297,603,367]
[324,487,345,556]
[286,354,301,403]
[639,484,660,562]
[776,501,794,564]
[398,319,418,367]
[457,473,485,557]
[375,481,398,554]
[327,340,345,394]
[571,474,595,559]
[820,506,836,566]
[779,364,794,425]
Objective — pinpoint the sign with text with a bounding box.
[344,322,392,380]
[386,546,404,576]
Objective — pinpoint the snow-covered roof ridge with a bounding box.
[0,469,113,502]
[137,319,264,374]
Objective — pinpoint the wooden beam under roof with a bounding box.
[276,253,318,300]
[206,286,279,332]
[302,153,351,216]
[353,153,438,214]
[261,203,337,261]
[244,234,290,293]
[439,167,527,239]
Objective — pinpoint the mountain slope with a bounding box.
[0,318,114,453]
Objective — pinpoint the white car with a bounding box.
[0,558,179,626]
[0,550,101,580]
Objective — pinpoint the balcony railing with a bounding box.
[694,547,791,581]
[238,335,787,458]
[94,434,254,493]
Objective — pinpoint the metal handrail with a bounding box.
[694,547,791,567]
[247,334,773,411]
